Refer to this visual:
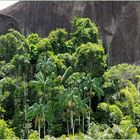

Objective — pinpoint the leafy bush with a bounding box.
[104,64,140,90]
[97,103,123,125]
[0,119,18,139]
[28,130,40,140]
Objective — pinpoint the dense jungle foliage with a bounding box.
[0,17,140,139]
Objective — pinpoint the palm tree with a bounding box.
[27,98,47,138]
[36,56,57,76]
[32,72,48,94]
[83,74,104,129]
[59,88,89,135]
[31,71,56,98]
[61,66,73,84]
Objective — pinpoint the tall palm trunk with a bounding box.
[70,110,74,135]
[38,120,41,138]
[44,125,46,138]
[78,115,80,126]
[23,74,27,139]
[67,118,69,136]
[82,117,84,132]
[82,89,85,133]
[88,98,91,129]
[48,122,50,135]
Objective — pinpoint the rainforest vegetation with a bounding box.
[0,17,140,139]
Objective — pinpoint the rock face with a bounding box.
[0,13,19,35]
[110,2,140,65]
[1,1,140,65]
[1,1,127,49]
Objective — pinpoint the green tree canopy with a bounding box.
[48,28,68,54]
[0,29,26,62]
[70,17,100,48]
[75,42,107,77]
